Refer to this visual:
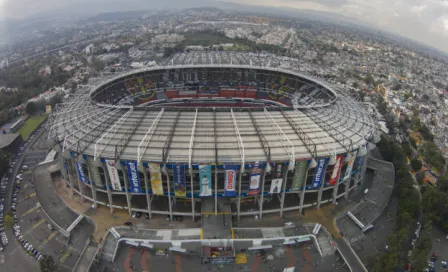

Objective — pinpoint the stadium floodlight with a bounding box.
[328,155,337,166]
[264,108,295,170]
[367,142,376,151]
[94,108,134,161]
[357,144,368,157]
[309,158,318,168]
[373,133,381,143]
[230,108,245,169]
[188,109,198,168]
[137,108,165,164]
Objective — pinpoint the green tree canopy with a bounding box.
[39,255,57,272]
[25,102,37,115]
[410,158,422,172]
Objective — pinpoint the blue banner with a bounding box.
[127,161,141,193]
[199,165,212,197]
[248,162,261,196]
[312,158,328,189]
[75,161,90,184]
[224,165,237,197]
[173,164,187,197]
[358,156,364,168]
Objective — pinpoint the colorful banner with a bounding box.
[224,165,237,197]
[149,163,163,195]
[357,156,365,170]
[341,151,357,182]
[75,161,90,185]
[312,158,328,189]
[291,160,308,190]
[272,163,283,180]
[248,162,261,196]
[105,160,122,191]
[270,179,282,193]
[127,161,141,193]
[199,165,212,196]
[173,164,187,197]
[329,156,344,185]
[88,158,103,188]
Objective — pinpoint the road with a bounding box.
[336,237,367,272]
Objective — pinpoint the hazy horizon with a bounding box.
[0,0,447,53]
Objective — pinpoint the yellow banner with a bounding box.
[149,163,163,195]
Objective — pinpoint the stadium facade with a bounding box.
[47,52,380,220]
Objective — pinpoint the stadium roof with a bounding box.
[46,52,379,166]
[0,133,21,149]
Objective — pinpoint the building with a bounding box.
[0,133,23,153]
[85,44,94,55]
[48,52,378,220]
[0,118,23,134]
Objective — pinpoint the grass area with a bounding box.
[224,43,253,51]
[182,31,235,47]
[18,115,47,140]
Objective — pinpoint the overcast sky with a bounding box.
[0,0,447,52]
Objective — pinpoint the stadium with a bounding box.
[46,52,380,220]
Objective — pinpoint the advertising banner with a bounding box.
[199,165,212,196]
[270,179,282,194]
[126,161,141,193]
[224,165,237,197]
[272,163,283,180]
[248,162,261,196]
[75,161,90,185]
[105,160,122,191]
[341,151,357,182]
[88,158,104,188]
[45,105,52,114]
[357,156,365,169]
[312,158,328,189]
[149,163,163,195]
[329,156,344,185]
[291,160,308,190]
[173,164,187,197]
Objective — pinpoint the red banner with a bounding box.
[329,155,344,185]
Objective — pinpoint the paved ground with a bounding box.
[1,128,96,272]
[0,129,47,272]
[429,225,448,272]
[354,195,397,267]
[55,174,201,243]
[92,241,349,272]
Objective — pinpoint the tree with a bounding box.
[90,57,104,71]
[363,74,375,85]
[26,102,37,116]
[392,83,402,90]
[39,255,57,272]
[410,158,422,172]
[437,176,448,193]
[4,212,13,229]
[417,170,425,185]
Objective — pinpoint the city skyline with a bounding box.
[0,0,447,53]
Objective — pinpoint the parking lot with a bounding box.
[1,126,96,271]
[0,128,45,271]
[429,225,448,272]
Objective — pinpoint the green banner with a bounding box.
[88,158,104,188]
[291,160,308,190]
